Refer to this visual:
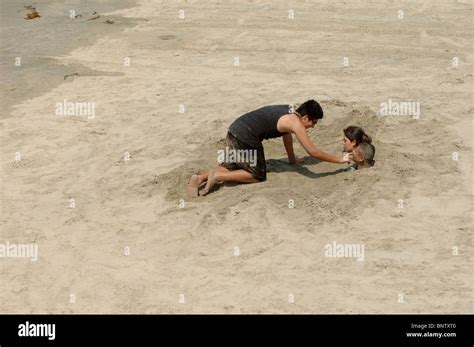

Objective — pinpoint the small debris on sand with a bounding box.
[64,72,80,80]
[24,5,41,20]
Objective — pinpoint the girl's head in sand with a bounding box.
[343,126,375,169]
[353,142,375,168]
[343,125,371,151]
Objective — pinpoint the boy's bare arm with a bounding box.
[279,114,349,164]
[282,133,298,163]
[292,125,346,164]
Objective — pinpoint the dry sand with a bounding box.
[1,0,472,313]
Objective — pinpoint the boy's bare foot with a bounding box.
[187,175,201,197]
[200,169,217,196]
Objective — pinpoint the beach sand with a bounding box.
[1,0,472,313]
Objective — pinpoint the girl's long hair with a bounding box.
[343,126,372,145]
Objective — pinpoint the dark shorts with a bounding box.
[219,131,266,182]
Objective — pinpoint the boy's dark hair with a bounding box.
[296,99,324,121]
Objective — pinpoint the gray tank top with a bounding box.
[228,105,290,148]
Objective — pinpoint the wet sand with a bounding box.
[0,0,141,119]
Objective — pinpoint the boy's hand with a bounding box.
[289,156,304,165]
[340,152,353,163]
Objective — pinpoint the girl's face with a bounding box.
[343,136,357,152]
